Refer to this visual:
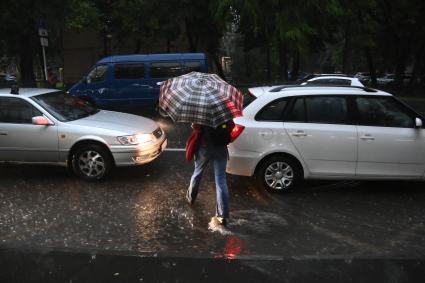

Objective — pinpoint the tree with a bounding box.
[224,0,341,81]
[0,0,98,86]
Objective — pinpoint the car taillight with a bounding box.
[230,124,245,142]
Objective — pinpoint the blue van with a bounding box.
[68,53,208,108]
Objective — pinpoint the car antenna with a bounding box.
[10,83,19,95]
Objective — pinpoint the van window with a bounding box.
[150,62,183,78]
[115,63,145,79]
[184,61,202,73]
[87,65,108,83]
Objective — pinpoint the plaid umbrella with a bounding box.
[159,72,243,128]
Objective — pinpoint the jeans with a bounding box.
[187,145,230,218]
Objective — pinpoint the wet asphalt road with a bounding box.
[1,105,425,282]
[1,155,425,259]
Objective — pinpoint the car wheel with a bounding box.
[256,156,301,193]
[72,144,112,181]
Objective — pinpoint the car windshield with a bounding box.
[31,91,99,122]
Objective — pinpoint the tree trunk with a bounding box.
[364,47,377,86]
[103,31,108,56]
[210,52,226,80]
[409,39,425,87]
[265,45,271,82]
[134,39,142,53]
[19,33,36,87]
[342,20,351,74]
[166,37,171,53]
[244,51,251,80]
[185,20,197,52]
[291,50,300,82]
[278,44,288,81]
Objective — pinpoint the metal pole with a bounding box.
[42,45,47,81]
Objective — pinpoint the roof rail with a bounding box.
[269,85,378,93]
[269,85,300,92]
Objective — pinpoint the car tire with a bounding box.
[72,144,113,181]
[256,155,301,193]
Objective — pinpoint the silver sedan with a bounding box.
[0,88,167,180]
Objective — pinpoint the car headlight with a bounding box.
[117,134,153,145]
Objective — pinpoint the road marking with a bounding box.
[164,148,185,152]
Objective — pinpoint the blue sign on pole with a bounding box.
[37,19,47,29]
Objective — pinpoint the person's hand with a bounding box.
[191,123,201,131]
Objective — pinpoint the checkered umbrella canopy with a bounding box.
[159,72,243,128]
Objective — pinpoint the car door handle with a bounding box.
[360,134,375,140]
[0,132,7,136]
[291,131,307,137]
[131,84,153,89]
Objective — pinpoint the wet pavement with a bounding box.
[1,106,425,282]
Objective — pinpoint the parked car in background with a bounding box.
[246,74,363,98]
[298,73,348,83]
[288,71,309,81]
[0,73,17,88]
[300,75,364,87]
[0,88,167,181]
[377,73,416,86]
[377,74,395,86]
[354,72,371,84]
[68,53,208,108]
[227,85,425,192]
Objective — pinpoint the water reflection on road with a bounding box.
[0,105,425,261]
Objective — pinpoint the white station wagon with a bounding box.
[0,88,167,181]
[226,86,425,192]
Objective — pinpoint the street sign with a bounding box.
[38,28,48,37]
[40,37,48,47]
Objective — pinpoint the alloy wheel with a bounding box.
[78,150,106,178]
[264,161,294,191]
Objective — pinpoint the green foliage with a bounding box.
[1,0,425,84]
[64,0,99,30]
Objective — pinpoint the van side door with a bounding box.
[147,61,185,106]
[110,63,149,107]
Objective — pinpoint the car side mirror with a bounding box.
[83,76,91,84]
[32,116,53,126]
[415,117,423,128]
